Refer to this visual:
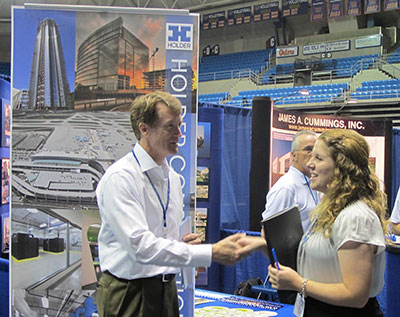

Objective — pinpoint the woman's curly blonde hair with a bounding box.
[310,129,389,237]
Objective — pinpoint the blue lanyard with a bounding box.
[132,149,170,228]
[304,174,318,206]
[303,220,317,244]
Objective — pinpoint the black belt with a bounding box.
[154,274,176,282]
[104,271,175,283]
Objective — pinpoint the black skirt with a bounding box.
[304,296,383,317]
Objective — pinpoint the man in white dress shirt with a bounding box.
[390,187,400,235]
[262,130,319,232]
[96,91,242,317]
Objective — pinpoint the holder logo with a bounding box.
[166,23,193,51]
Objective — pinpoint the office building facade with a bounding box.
[75,17,149,93]
[29,18,70,109]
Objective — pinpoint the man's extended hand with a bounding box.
[212,233,245,265]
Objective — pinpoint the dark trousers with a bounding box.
[304,296,383,317]
[96,271,179,317]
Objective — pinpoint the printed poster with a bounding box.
[12,5,199,316]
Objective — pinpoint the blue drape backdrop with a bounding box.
[220,106,252,230]
[199,103,252,230]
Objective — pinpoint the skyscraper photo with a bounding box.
[29,18,71,109]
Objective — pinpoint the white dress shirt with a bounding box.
[96,143,212,280]
[262,166,319,232]
[390,187,400,224]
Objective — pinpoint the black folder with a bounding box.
[261,204,304,271]
[261,204,304,304]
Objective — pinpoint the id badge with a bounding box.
[294,293,305,317]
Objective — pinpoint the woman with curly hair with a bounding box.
[268,129,388,317]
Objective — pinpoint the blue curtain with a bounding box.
[392,129,400,209]
[199,103,252,230]
[220,107,252,230]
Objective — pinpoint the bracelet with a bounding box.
[300,278,308,298]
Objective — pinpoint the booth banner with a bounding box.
[365,0,381,13]
[303,40,350,55]
[254,2,280,21]
[202,11,225,30]
[165,14,198,220]
[328,0,344,18]
[282,0,309,17]
[311,0,326,22]
[355,35,382,49]
[346,0,362,15]
[270,107,387,188]
[384,0,400,10]
[12,5,199,317]
[227,6,252,26]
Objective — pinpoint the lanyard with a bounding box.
[303,174,318,206]
[303,219,317,244]
[132,149,170,228]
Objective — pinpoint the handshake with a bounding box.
[211,233,267,265]
[183,232,267,266]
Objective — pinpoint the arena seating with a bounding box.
[0,62,10,81]
[386,47,400,64]
[0,63,10,76]
[261,54,378,84]
[218,83,349,106]
[351,79,400,100]
[198,92,229,103]
[199,49,272,82]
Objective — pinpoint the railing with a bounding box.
[209,88,400,109]
[373,58,400,79]
[199,68,262,82]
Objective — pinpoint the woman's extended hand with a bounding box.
[235,236,267,259]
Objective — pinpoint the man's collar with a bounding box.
[290,166,309,184]
[134,143,166,172]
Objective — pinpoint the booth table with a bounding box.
[195,289,295,316]
[386,243,400,317]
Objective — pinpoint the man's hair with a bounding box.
[311,129,388,236]
[130,91,182,140]
[291,130,317,152]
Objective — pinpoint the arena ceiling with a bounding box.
[0,0,251,20]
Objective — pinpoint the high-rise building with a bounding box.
[75,17,149,93]
[29,18,70,109]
